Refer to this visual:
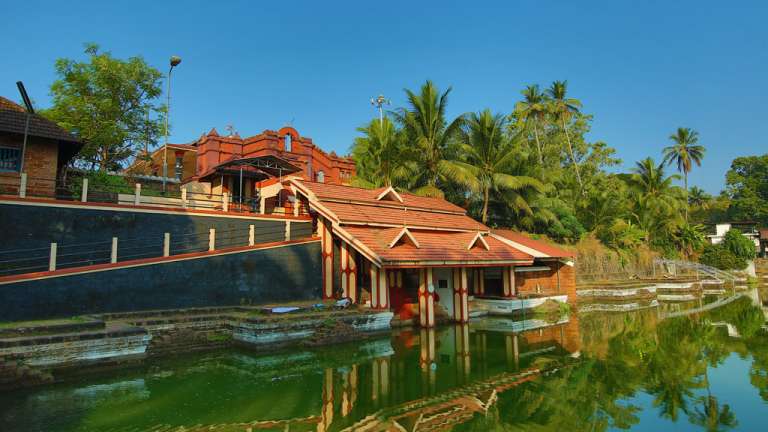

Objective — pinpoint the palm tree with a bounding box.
[393,80,465,197]
[662,127,705,222]
[442,110,544,223]
[674,223,707,259]
[514,85,547,164]
[628,158,684,244]
[546,80,584,191]
[688,186,712,210]
[350,117,411,188]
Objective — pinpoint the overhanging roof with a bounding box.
[199,155,302,180]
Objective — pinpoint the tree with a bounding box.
[725,154,768,225]
[689,186,713,209]
[662,127,705,222]
[721,229,756,261]
[546,80,584,191]
[626,158,684,246]
[674,223,707,259]
[514,85,547,164]
[350,117,411,188]
[44,43,165,171]
[393,80,465,197]
[444,110,544,224]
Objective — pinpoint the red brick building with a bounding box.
[0,96,81,196]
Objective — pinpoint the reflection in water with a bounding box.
[1,289,767,431]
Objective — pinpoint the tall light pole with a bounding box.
[162,55,182,192]
[370,94,390,126]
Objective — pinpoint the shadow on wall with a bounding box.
[0,241,322,321]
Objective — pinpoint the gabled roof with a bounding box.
[467,232,490,251]
[376,186,404,203]
[343,226,533,266]
[491,229,574,259]
[389,227,419,248]
[0,96,81,144]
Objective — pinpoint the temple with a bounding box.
[290,180,576,327]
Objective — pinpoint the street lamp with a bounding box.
[370,94,390,126]
[162,55,182,192]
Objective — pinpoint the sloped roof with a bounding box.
[0,96,80,143]
[320,201,485,231]
[343,226,533,265]
[491,229,574,258]
[294,180,467,213]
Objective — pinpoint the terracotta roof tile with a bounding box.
[492,229,574,258]
[343,226,533,264]
[297,180,466,213]
[321,201,485,231]
[0,96,80,144]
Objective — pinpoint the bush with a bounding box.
[699,244,747,270]
[722,229,756,261]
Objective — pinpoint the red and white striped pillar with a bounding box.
[370,265,389,310]
[418,268,436,327]
[474,268,485,296]
[340,242,357,302]
[452,268,469,323]
[502,266,516,297]
[319,218,334,299]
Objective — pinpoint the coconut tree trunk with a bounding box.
[533,122,543,165]
[561,117,584,192]
[482,186,490,224]
[684,172,689,223]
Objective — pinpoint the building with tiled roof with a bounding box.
[291,179,576,327]
[0,96,82,196]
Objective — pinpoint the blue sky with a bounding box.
[3,1,766,193]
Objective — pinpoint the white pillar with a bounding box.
[209,228,216,251]
[80,178,88,202]
[110,237,118,263]
[249,225,255,246]
[134,183,141,205]
[260,196,266,214]
[163,232,170,257]
[181,188,188,208]
[293,198,300,216]
[285,220,291,241]
[49,242,57,272]
[19,172,27,198]
[222,192,229,212]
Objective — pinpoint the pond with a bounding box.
[1,291,767,431]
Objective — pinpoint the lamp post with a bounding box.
[162,55,182,193]
[370,94,390,126]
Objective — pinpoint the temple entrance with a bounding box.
[433,268,453,316]
[483,267,504,297]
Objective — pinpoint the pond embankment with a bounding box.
[0,304,393,390]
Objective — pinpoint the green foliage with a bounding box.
[699,244,747,270]
[43,43,165,171]
[725,154,768,225]
[721,229,756,261]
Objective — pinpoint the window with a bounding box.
[175,155,184,179]
[285,134,292,152]
[0,147,21,172]
[316,171,325,183]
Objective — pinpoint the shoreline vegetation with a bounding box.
[348,80,767,272]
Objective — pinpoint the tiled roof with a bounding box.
[491,229,574,258]
[0,96,80,143]
[343,226,534,265]
[321,201,485,231]
[295,180,467,213]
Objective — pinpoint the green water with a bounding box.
[1,292,767,431]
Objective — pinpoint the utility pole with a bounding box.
[370,94,390,126]
[162,56,182,193]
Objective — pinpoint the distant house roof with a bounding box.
[491,229,574,259]
[0,96,80,144]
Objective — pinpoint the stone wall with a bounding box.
[0,241,322,321]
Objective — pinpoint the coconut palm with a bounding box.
[442,110,544,223]
[674,223,707,259]
[546,80,584,191]
[514,84,547,164]
[393,80,465,197]
[688,186,712,210]
[350,117,412,188]
[627,158,684,244]
[662,127,706,221]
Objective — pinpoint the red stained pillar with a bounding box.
[452,268,469,323]
[418,268,436,327]
[370,265,390,310]
[502,266,516,298]
[320,218,334,299]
